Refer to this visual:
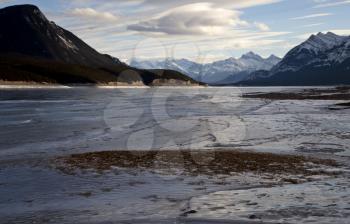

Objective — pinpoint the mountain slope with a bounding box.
[130,52,281,84]
[270,32,349,75]
[0,4,121,68]
[202,52,281,84]
[240,32,350,86]
[0,4,200,86]
[130,58,203,81]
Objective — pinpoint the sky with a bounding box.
[1,0,350,63]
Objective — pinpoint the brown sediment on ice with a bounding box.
[243,86,350,100]
[56,150,338,176]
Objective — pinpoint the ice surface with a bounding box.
[187,178,350,223]
[1,87,348,158]
[0,87,349,223]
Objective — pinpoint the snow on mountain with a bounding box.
[130,58,202,80]
[298,32,347,53]
[271,32,350,74]
[325,36,350,64]
[266,55,282,66]
[129,52,281,84]
[240,32,350,86]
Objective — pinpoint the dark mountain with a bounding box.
[0,4,201,86]
[240,32,350,86]
[0,4,121,68]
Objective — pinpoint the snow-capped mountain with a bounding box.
[241,32,350,86]
[130,58,203,80]
[201,52,281,84]
[130,52,281,84]
[270,32,349,74]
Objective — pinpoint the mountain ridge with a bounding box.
[131,32,350,86]
[0,4,201,86]
[239,32,350,86]
[130,53,281,84]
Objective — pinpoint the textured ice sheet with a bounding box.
[0,87,349,223]
[0,87,349,160]
[187,178,350,223]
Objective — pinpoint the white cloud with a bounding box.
[301,23,324,28]
[290,13,332,20]
[71,8,118,22]
[113,30,290,62]
[329,29,350,36]
[314,0,350,8]
[54,0,290,60]
[123,0,282,9]
[128,3,248,35]
[254,22,270,31]
[295,33,315,39]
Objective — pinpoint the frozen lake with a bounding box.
[0,87,349,223]
[1,87,349,158]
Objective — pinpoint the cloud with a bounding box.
[0,0,14,4]
[300,23,324,28]
[295,33,315,39]
[329,29,350,36]
[254,22,270,31]
[71,8,118,22]
[53,0,290,60]
[113,30,290,63]
[314,0,350,8]
[122,0,282,9]
[128,3,248,35]
[290,13,332,20]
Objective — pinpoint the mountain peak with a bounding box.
[326,31,337,36]
[310,31,345,40]
[241,51,263,60]
[314,31,339,39]
[268,29,350,80]
[244,51,258,56]
[266,54,282,64]
[1,4,39,10]
[0,4,121,68]
[296,31,348,55]
[0,4,41,15]
[0,4,49,28]
[267,54,281,61]
[0,4,201,86]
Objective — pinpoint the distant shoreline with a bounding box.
[0,82,347,89]
[0,84,207,89]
